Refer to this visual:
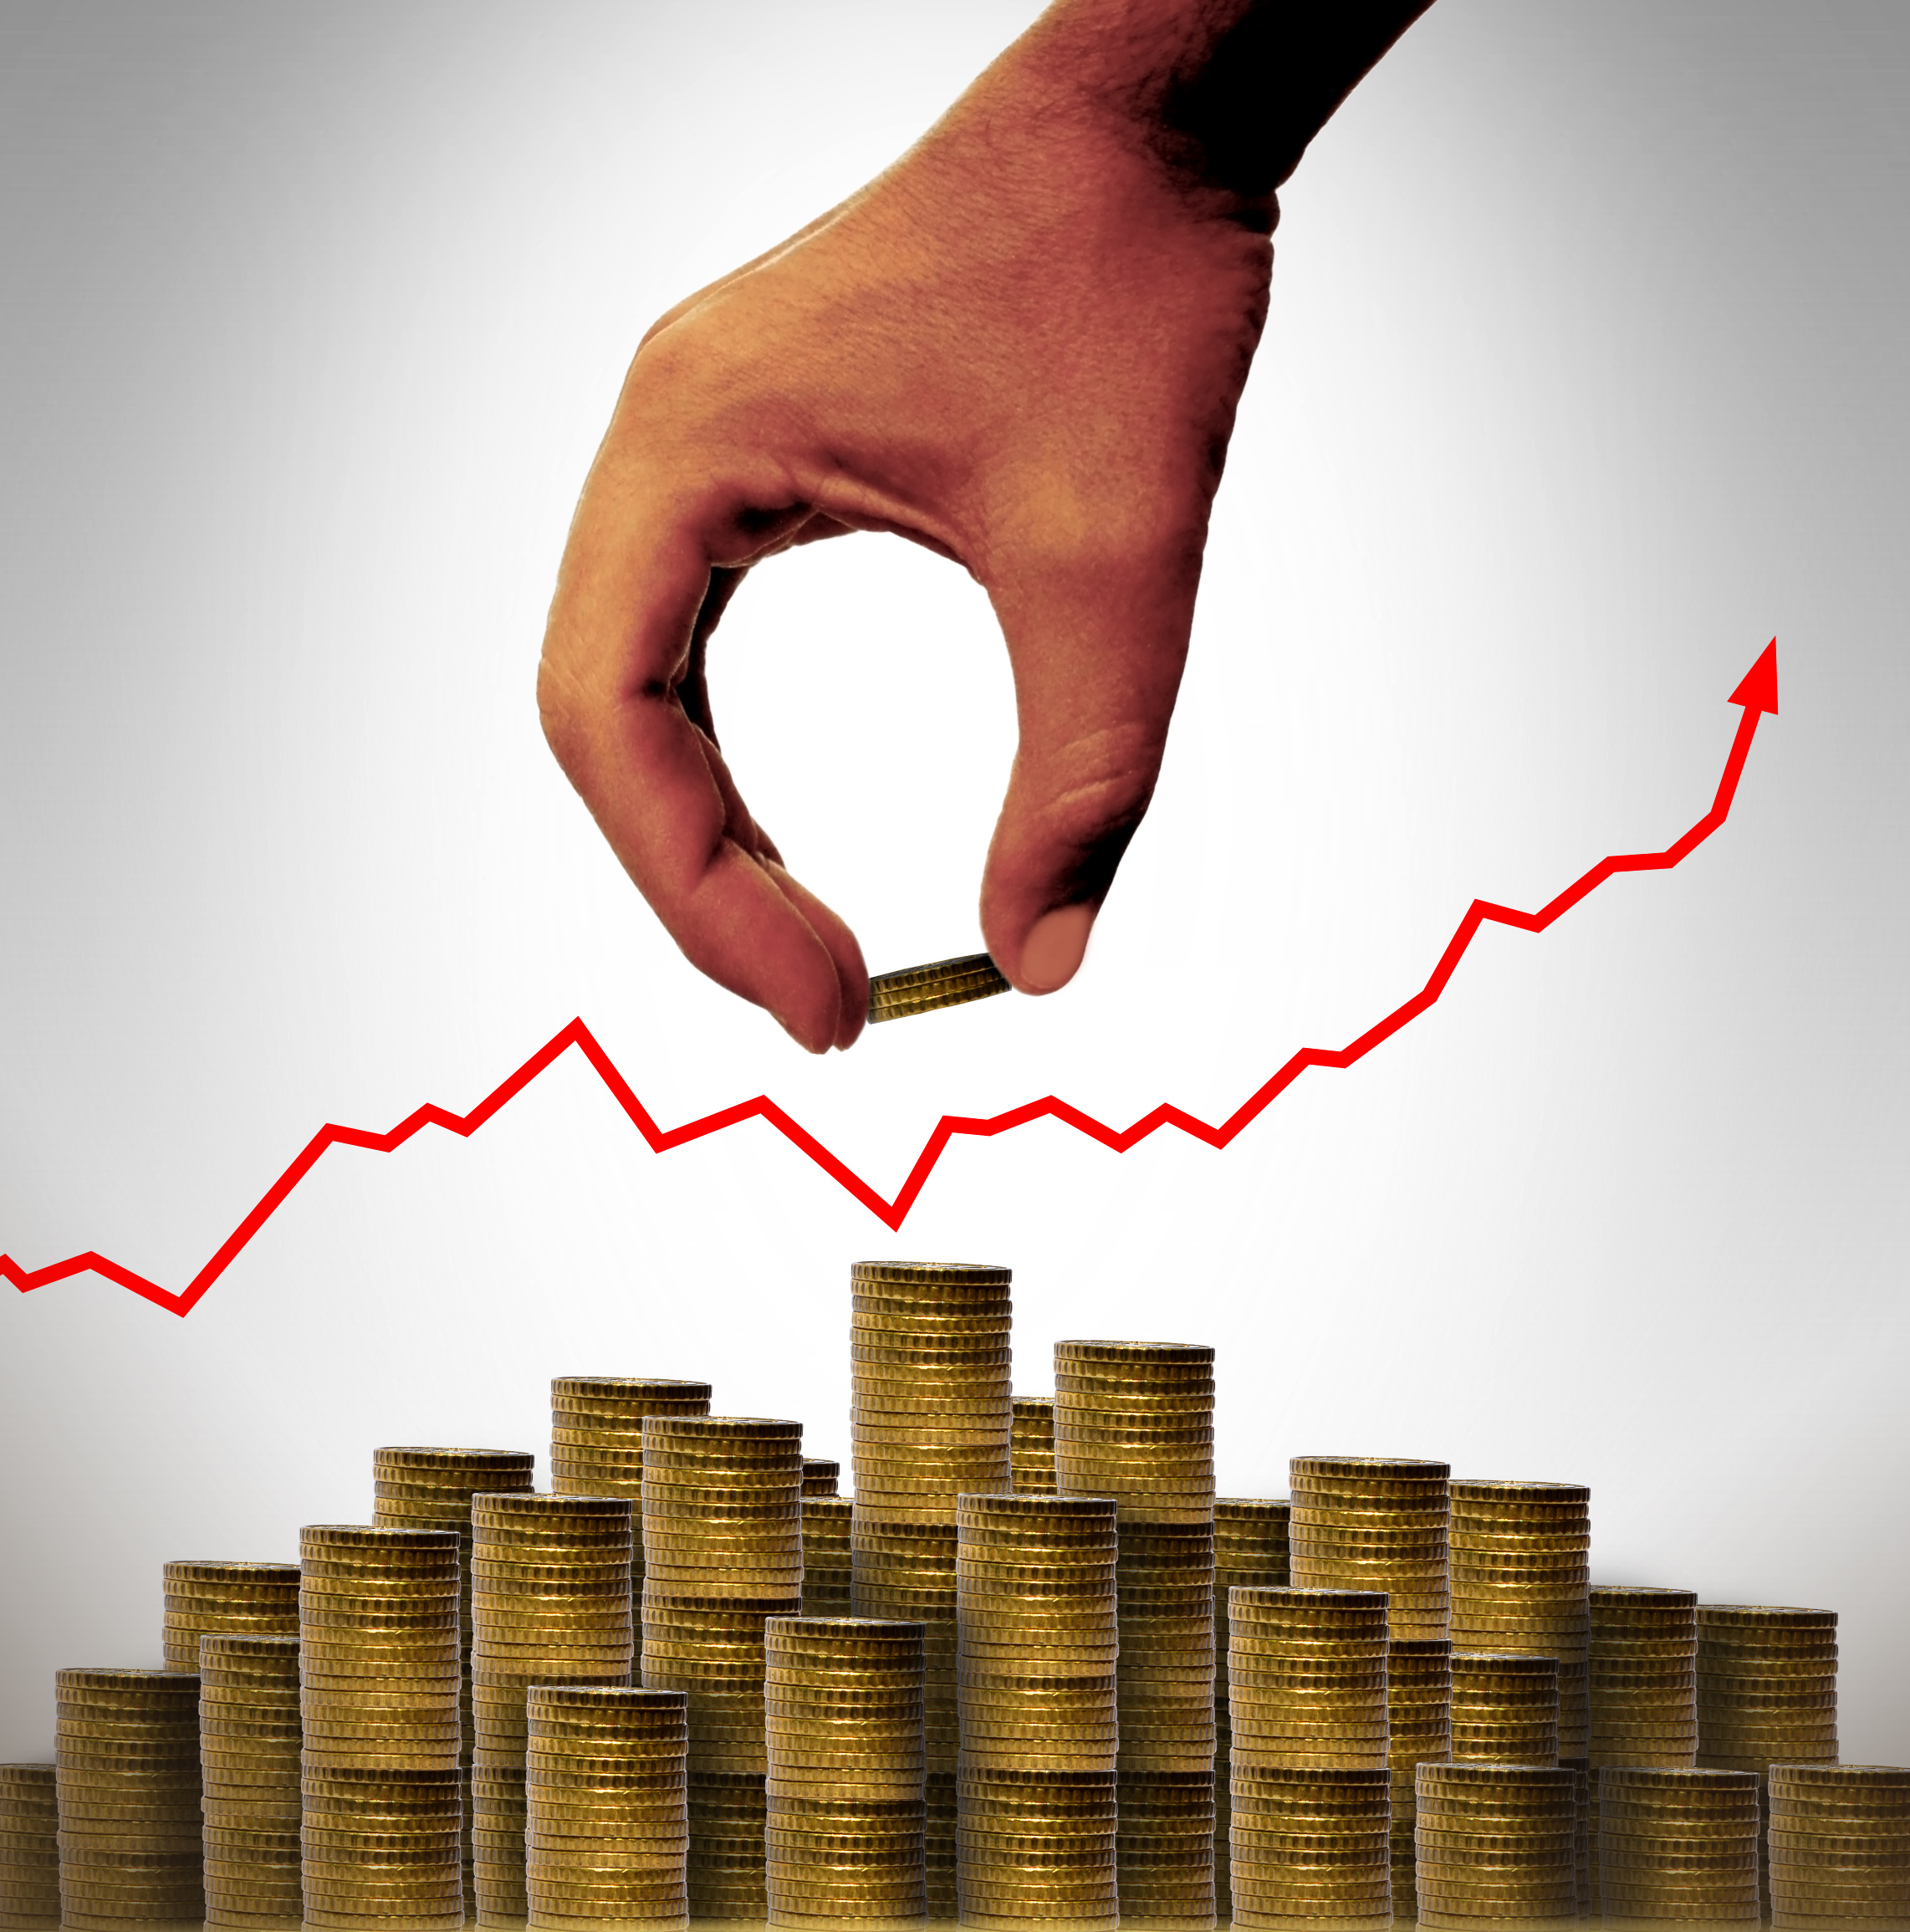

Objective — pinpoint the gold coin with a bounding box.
[866,955,1011,1022]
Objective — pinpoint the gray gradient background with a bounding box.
[1,3,1905,1761]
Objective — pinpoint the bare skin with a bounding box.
[538,1,1431,1052]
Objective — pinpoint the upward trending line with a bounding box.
[3,644,1780,1318]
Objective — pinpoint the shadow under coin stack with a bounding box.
[1386,1638,1453,1923]
[471,1495,636,1924]
[1010,1399,1056,1495]
[1054,1338,1218,1929]
[1290,1454,1452,1641]
[198,1633,303,1926]
[1596,1766,1761,1924]
[1767,1763,1910,1929]
[1698,1603,1839,1905]
[524,1684,689,1929]
[764,1617,927,1926]
[163,1560,300,1672]
[1227,1587,1392,1925]
[1450,1653,1560,1767]
[54,1667,204,1930]
[955,1494,1121,1929]
[1414,1762,1578,1927]
[641,1414,804,1922]
[0,1764,59,1932]
[1214,1498,1293,1923]
[850,1260,1014,1918]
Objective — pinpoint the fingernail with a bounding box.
[1021,904,1095,994]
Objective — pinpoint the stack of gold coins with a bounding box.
[1450,1653,1560,1766]
[802,1459,839,1495]
[1386,1638,1453,1923]
[958,1766,1120,1930]
[1767,1763,1910,1929]
[852,1261,1014,1916]
[161,1561,299,1672]
[641,1415,804,1921]
[198,1633,302,1926]
[1448,1480,1591,1760]
[1228,1587,1390,1772]
[1698,1603,1839,1904]
[1010,1398,1056,1495]
[1597,1766,1761,1924]
[524,1684,689,1928]
[54,1668,204,1928]
[764,1617,927,1925]
[371,1445,536,1913]
[1414,1761,1578,1927]
[471,1494,636,1924]
[1290,1455,1451,1641]
[1054,1338,1217,1929]
[1213,1498,1292,1921]
[1565,1756,1591,1917]
[1228,1765,1392,1928]
[301,1764,462,1929]
[801,1495,854,1620]
[0,1763,60,1930]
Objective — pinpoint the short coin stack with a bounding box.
[1290,1454,1451,1641]
[472,1494,636,1924]
[764,1617,927,1925]
[800,1495,853,1619]
[301,1764,463,1929]
[641,1414,804,1921]
[1588,1587,1698,1768]
[1449,1652,1560,1766]
[866,953,1010,1023]
[802,1459,839,1495]
[161,1560,299,1672]
[1010,1398,1056,1495]
[197,1632,302,1926]
[1767,1762,1910,1929]
[0,1763,59,1930]
[54,1667,204,1929]
[1415,1761,1578,1926]
[956,1495,1120,1927]
[1214,1498,1293,1921]
[1228,1766,1392,1927]
[524,1684,689,1928]
[1386,1638,1453,1922]
[1596,1765,1761,1924]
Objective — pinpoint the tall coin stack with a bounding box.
[372,1445,537,1911]
[955,1494,1120,1929]
[1290,1455,1451,1641]
[800,1494,854,1620]
[198,1633,302,1926]
[1414,1762,1578,1927]
[1449,1653,1560,1766]
[850,1260,1014,1916]
[641,1414,804,1921]
[1596,1766,1761,1924]
[1767,1762,1910,1929]
[54,1667,204,1929]
[471,1494,636,1924]
[1386,1639,1452,1923]
[1010,1398,1056,1495]
[1213,1498,1292,1921]
[1228,1766,1392,1928]
[524,1684,689,1928]
[1054,1338,1217,1929]
[0,1763,59,1931]
[301,1764,462,1929]
[764,1617,927,1925]
[163,1561,300,1672]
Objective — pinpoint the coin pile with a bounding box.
[764,1617,927,1925]
[0,1763,59,1930]
[1767,1762,1910,1929]
[54,1667,204,1929]
[1596,1765,1761,1924]
[1414,1761,1578,1926]
[1290,1454,1451,1641]
[524,1684,689,1927]
[1010,1398,1056,1495]
[866,953,1010,1024]
[1386,1638,1453,1923]
[1450,1652,1560,1766]
[301,1763,462,1929]
[801,1495,854,1620]
[1228,1764,1392,1927]
[198,1632,302,1925]
[472,1494,636,1924]
[641,1415,803,1920]
[1227,1587,1390,1772]
[1213,1499,1293,1921]
[1448,1480,1590,1760]
[161,1560,299,1672]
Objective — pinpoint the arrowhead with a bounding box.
[1729,639,1779,715]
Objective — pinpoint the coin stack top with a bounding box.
[1414,1761,1578,1929]
[197,1633,302,1928]
[1596,1765,1761,1925]
[1010,1398,1056,1495]
[1386,1638,1453,1924]
[1052,1341,1215,1526]
[0,1763,59,1932]
[161,1559,300,1673]
[1450,1651,1561,1767]
[1227,1587,1391,1773]
[302,1762,463,1931]
[1290,1454,1451,1642]
[1228,1764,1393,1930]
[1766,1762,1910,1930]
[1213,1498,1292,1924]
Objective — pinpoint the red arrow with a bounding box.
[3,642,1780,1316]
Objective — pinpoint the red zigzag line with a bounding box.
[3,669,1775,1318]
